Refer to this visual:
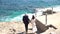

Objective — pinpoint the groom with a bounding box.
[22,14,30,33]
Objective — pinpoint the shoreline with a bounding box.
[0,5,60,22]
[6,6,60,22]
[36,5,60,12]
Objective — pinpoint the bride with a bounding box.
[31,15,37,34]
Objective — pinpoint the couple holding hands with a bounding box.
[23,14,37,34]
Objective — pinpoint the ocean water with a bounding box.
[0,0,60,22]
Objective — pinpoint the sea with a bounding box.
[0,0,60,22]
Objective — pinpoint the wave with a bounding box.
[0,16,12,22]
[36,5,60,12]
[11,5,60,22]
[11,13,35,22]
[0,5,60,22]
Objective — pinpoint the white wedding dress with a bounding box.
[31,19,37,33]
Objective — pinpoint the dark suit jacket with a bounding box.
[23,15,30,24]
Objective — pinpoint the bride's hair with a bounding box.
[32,15,35,19]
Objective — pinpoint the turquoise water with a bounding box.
[0,0,60,22]
[0,9,34,22]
